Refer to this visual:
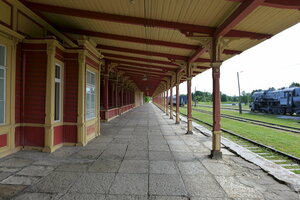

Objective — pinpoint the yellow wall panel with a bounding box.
[17,12,44,37]
[0,0,12,27]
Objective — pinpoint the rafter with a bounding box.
[117,67,170,76]
[188,47,206,63]
[25,2,271,39]
[214,0,266,38]
[107,59,178,70]
[118,65,163,72]
[227,0,300,9]
[103,53,178,67]
[99,45,211,63]
[60,27,197,50]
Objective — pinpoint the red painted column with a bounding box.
[170,87,173,119]
[175,84,180,124]
[162,92,165,113]
[114,82,118,108]
[166,90,169,115]
[187,77,193,134]
[103,75,109,120]
[211,62,222,159]
[120,85,123,114]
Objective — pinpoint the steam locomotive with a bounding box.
[250,87,300,116]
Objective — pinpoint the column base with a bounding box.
[170,116,173,119]
[186,131,193,134]
[210,150,222,160]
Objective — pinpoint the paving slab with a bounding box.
[68,173,115,194]
[89,159,122,173]
[26,172,81,193]
[119,160,148,174]
[0,172,12,181]
[150,161,178,174]
[0,158,33,168]
[17,165,54,177]
[0,184,26,199]
[109,173,148,195]
[12,192,56,200]
[149,151,174,161]
[0,175,40,185]
[149,174,187,196]
[124,150,148,160]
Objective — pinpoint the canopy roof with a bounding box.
[22,0,300,96]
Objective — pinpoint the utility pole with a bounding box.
[237,72,242,114]
[194,86,197,107]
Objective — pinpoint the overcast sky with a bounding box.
[178,22,300,96]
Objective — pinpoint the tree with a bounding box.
[221,93,228,102]
[290,82,300,87]
[241,91,251,105]
[144,96,151,103]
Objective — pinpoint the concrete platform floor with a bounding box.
[0,103,299,200]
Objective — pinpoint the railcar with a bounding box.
[250,87,300,116]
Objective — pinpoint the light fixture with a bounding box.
[142,74,148,81]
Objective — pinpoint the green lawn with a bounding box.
[180,107,300,158]
[193,106,300,129]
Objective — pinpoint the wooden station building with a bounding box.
[0,0,299,159]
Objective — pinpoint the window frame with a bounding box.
[0,44,6,125]
[54,63,63,122]
[86,70,96,120]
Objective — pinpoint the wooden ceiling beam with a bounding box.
[214,0,266,38]
[117,67,170,76]
[99,45,210,62]
[227,0,300,9]
[103,53,178,67]
[107,59,178,70]
[118,65,163,72]
[24,2,272,39]
[60,27,197,50]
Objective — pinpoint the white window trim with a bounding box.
[54,63,63,122]
[86,70,96,120]
[0,44,6,125]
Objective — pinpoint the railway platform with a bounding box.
[0,103,299,200]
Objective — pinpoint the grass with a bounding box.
[180,107,300,159]
[193,105,300,129]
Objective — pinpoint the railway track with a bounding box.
[192,108,300,134]
[180,112,300,174]
[196,104,251,112]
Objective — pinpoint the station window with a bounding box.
[86,70,96,120]
[0,45,6,124]
[54,64,62,121]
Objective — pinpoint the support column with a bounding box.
[166,90,169,116]
[211,62,222,159]
[187,77,193,134]
[162,92,166,113]
[121,86,124,111]
[103,74,109,120]
[114,81,118,108]
[44,41,55,152]
[175,84,180,124]
[170,87,173,119]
